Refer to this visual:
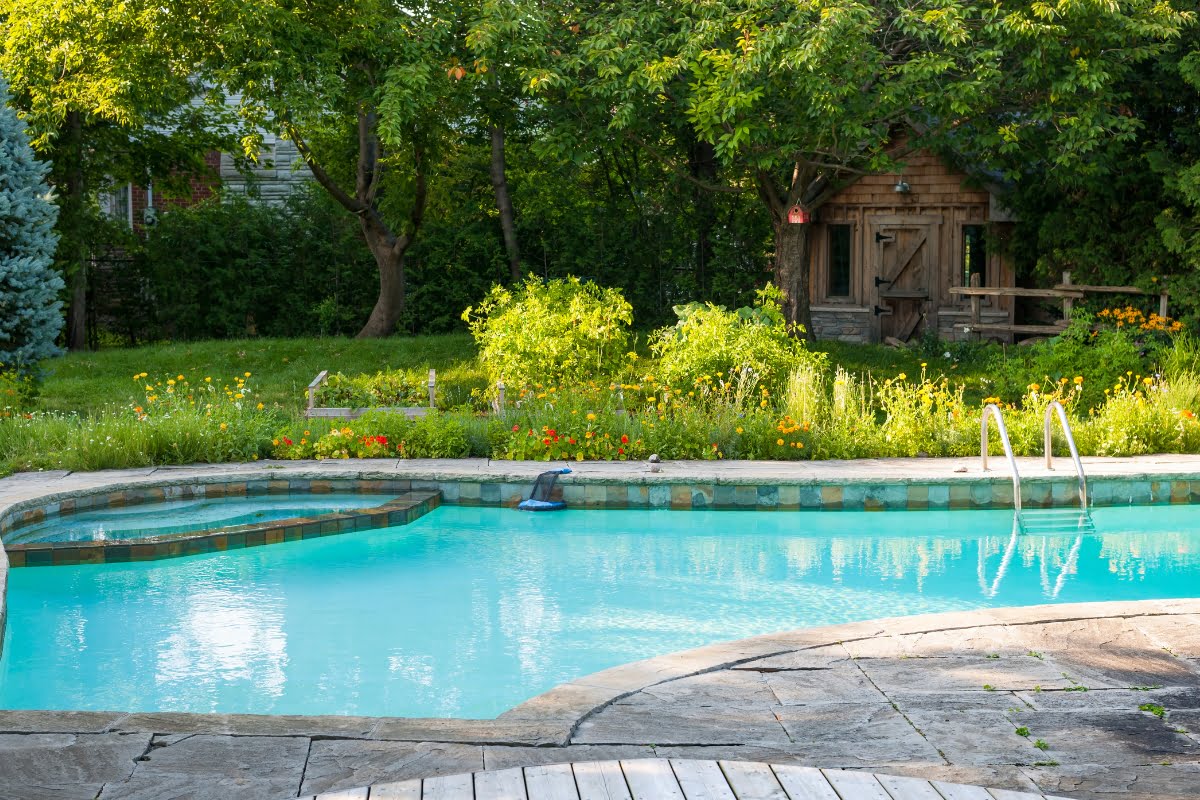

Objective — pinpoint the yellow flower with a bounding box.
[244,371,252,377]
[777,438,784,446]
[205,377,211,383]
[897,373,907,380]
[177,374,184,381]
[736,427,743,434]
[1143,376,1154,386]
[167,379,176,386]
[586,413,596,421]
[219,422,228,430]
[1073,376,1083,385]
[256,402,264,410]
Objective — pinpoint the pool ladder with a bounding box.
[981,401,1095,536]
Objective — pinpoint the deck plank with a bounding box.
[476,767,529,800]
[423,772,475,800]
[769,765,839,800]
[524,763,580,800]
[367,779,422,800]
[315,789,369,800]
[621,759,684,800]
[821,770,891,800]
[930,782,994,800]
[670,759,736,800]
[873,773,942,799]
[573,760,632,800]
[986,790,1045,800]
[718,761,788,800]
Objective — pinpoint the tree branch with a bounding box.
[284,123,366,214]
[623,131,748,194]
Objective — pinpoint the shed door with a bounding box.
[872,222,934,342]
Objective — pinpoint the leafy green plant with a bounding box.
[1140,703,1167,718]
[463,275,633,392]
[651,284,825,398]
[315,369,433,409]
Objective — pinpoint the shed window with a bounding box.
[828,225,852,297]
[963,225,986,286]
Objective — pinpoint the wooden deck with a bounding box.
[300,759,1072,800]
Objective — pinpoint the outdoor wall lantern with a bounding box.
[893,180,912,194]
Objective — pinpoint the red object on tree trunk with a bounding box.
[787,205,810,224]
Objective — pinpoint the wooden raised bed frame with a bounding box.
[306,369,437,420]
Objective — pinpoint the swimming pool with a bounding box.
[1,504,1197,718]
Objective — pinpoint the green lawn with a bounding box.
[36,335,485,415]
[32,334,1000,417]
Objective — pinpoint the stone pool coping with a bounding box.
[1,599,1198,799]
[5,455,1200,660]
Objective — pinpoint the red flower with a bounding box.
[620,434,629,444]
[282,437,293,447]
[618,447,625,455]
[543,437,552,445]
[568,438,576,444]
[512,424,520,432]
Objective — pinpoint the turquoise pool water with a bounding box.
[1,504,1198,718]
[3,494,396,544]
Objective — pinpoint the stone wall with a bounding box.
[810,307,872,342]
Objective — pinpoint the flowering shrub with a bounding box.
[272,411,470,460]
[1097,306,1184,333]
[651,284,825,399]
[463,275,633,393]
[315,369,432,409]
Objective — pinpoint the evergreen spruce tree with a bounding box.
[0,75,63,369]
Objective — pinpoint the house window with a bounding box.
[828,224,852,297]
[963,225,986,286]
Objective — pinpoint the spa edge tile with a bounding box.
[627,485,649,508]
[103,545,131,563]
[130,544,158,560]
[51,547,81,566]
[266,529,285,545]
[6,550,25,567]
[606,485,628,508]
[267,480,291,494]
[309,480,334,494]
[244,530,266,548]
[691,485,714,509]
[320,519,341,535]
[301,522,323,539]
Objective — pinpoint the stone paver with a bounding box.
[0,602,1198,799]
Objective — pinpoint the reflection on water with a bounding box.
[1,504,1198,718]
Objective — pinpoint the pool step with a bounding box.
[1017,508,1096,536]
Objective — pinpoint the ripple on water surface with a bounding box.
[1,504,1198,718]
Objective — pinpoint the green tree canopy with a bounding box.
[531,0,1191,331]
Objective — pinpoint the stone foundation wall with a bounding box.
[810,307,872,342]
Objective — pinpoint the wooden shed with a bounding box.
[807,150,1016,344]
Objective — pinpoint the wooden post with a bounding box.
[969,273,981,342]
[495,381,505,414]
[1160,292,1169,319]
[306,370,328,416]
[1061,271,1073,322]
[427,369,436,409]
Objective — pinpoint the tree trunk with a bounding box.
[356,223,408,338]
[774,220,813,339]
[490,125,521,281]
[688,139,717,295]
[64,111,89,351]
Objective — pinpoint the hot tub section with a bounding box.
[0,480,440,567]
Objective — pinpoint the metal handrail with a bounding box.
[981,404,1022,513]
[1044,400,1088,509]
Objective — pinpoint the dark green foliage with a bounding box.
[135,188,378,339]
[0,77,64,368]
